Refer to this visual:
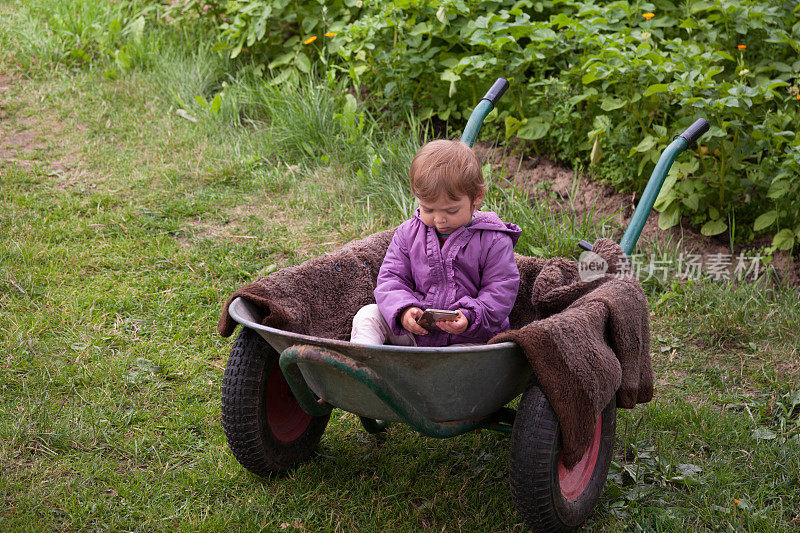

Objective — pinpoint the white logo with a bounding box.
[578,251,608,282]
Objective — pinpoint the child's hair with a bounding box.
[409,140,485,202]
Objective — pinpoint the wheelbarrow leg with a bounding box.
[359,416,390,434]
[483,407,516,434]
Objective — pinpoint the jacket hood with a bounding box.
[414,208,522,246]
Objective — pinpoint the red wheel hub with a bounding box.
[266,365,313,442]
[558,413,602,500]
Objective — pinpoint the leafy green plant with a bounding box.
[166,0,799,253]
[192,0,359,85]
[195,91,224,115]
[609,443,705,491]
[771,390,800,441]
[21,0,150,77]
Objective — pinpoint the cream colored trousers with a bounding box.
[350,304,417,346]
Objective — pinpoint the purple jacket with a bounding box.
[375,209,521,346]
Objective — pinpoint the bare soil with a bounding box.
[0,73,86,188]
[0,76,45,162]
[474,142,799,285]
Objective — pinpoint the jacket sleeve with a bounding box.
[374,227,424,335]
[453,232,520,339]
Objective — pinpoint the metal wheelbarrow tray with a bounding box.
[219,78,710,532]
[228,297,531,432]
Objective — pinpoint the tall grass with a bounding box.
[0,0,150,74]
[148,35,232,113]
[656,273,800,348]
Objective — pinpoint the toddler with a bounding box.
[350,139,521,347]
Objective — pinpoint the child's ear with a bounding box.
[472,191,486,209]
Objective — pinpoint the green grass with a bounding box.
[1,0,799,531]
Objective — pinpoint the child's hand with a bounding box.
[437,309,468,335]
[401,306,429,335]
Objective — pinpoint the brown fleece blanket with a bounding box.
[218,229,395,340]
[490,238,652,467]
[217,231,652,468]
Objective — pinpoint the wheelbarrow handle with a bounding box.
[461,77,509,148]
[580,118,711,256]
[482,78,509,106]
[678,118,710,146]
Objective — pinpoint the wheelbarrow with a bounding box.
[220,78,709,532]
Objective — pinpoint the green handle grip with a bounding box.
[460,77,509,148]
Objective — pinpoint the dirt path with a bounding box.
[0,72,352,263]
[474,142,799,285]
[0,73,85,186]
[0,74,46,164]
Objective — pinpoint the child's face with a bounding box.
[418,193,483,234]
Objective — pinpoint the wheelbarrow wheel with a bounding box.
[509,380,616,532]
[221,327,330,476]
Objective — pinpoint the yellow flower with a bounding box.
[643,12,655,19]
[324,32,336,38]
[303,36,317,44]
[738,44,746,50]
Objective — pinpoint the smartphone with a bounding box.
[417,308,460,328]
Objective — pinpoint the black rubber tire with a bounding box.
[221,327,330,476]
[509,379,616,532]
